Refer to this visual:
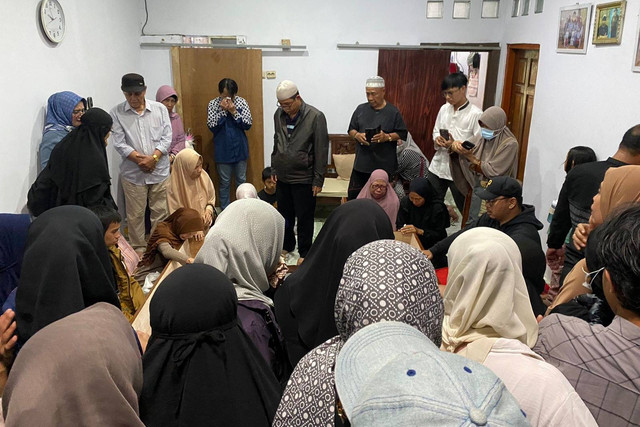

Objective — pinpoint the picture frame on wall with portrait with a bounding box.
[633,16,640,71]
[592,0,626,45]
[557,3,593,54]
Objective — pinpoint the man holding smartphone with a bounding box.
[429,72,482,214]
[347,76,408,200]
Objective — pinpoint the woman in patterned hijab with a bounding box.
[273,239,444,426]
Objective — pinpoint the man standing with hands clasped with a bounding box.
[348,76,408,200]
[111,73,172,255]
[271,80,328,263]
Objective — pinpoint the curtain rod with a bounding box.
[337,43,500,51]
[140,42,307,50]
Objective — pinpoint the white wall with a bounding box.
[0,0,143,213]
[501,1,640,239]
[139,0,508,166]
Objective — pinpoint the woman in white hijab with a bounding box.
[235,182,258,200]
[441,227,596,427]
[194,198,290,383]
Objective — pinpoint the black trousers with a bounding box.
[347,170,372,200]
[426,173,466,213]
[276,181,316,258]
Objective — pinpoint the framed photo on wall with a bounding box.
[592,1,626,44]
[633,16,640,71]
[557,3,592,54]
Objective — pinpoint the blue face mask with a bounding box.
[481,127,496,140]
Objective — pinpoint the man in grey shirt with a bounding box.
[111,73,172,253]
[535,204,640,425]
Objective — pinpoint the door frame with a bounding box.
[500,43,539,115]
[420,42,501,109]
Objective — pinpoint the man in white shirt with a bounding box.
[429,73,482,214]
[111,73,172,253]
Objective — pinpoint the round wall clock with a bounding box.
[40,0,66,44]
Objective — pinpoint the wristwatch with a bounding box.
[152,154,159,162]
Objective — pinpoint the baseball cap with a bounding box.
[121,73,147,93]
[335,321,528,426]
[475,176,522,201]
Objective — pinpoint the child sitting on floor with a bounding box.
[258,167,277,207]
[90,206,146,322]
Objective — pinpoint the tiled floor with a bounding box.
[286,188,463,265]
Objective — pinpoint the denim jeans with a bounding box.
[217,160,247,209]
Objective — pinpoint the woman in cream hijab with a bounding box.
[167,149,216,231]
[442,227,596,427]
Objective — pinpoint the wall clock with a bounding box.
[40,0,65,44]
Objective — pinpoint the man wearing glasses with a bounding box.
[110,73,172,255]
[271,80,328,263]
[429,72,482,214]
[425,176,547,315]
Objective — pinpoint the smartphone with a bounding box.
[462,140,476,150]
[365,126,381,143]
[439,129,450,140]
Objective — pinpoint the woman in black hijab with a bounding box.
[140,264,281,426]
[16,205,120,344]
[28,107,117,217]
[274,199,395,367]
[396,177,449,262]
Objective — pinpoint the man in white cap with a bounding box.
[347,76,407,200]
[271,80,328,262]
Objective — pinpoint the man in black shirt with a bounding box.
[425,177,547,315]
[347,76,408,200]
[546,125,640,284]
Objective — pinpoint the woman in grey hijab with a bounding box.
[273,239,444,427]
[394,132,430,200]
[194,198,290,382]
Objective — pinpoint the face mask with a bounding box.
[481,127,496,140]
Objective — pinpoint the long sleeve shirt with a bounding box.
[207,96,252,163]
[110,99,172,185]
[429,101,482,180]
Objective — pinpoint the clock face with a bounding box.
[40,0,65,44]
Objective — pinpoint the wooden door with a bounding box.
[378,49,451,161]
[171,48,264,205]
[501,45,539,182]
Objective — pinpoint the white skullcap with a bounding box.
[276,80,298,100]
[365,76,385,88]
[235,183,258,199]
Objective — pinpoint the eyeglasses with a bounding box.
[277,95,298,109]
[485,196,507,207]
[582,265,605,287]
[72,109,86,115]
[371,184,387,190]
[442,87,461,98]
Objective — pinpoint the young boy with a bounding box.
[258,166,277,207]
[90,206,146,322]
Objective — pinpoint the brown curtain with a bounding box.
[378,49,451,161]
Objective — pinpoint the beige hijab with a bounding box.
[452,106,519,193]
[167,149,216,215]
[3,303,143,426]
[442,227,538,362]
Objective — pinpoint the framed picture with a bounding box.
[557,4,592,54]
[633,16,640,71]
[592,1,626,44]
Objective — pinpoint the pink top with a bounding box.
[156,85,186,156]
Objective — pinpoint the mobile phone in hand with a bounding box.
[439,129,450,140]
[462,140,475,150]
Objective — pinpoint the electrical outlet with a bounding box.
[281,39,291,47]
[266,71,276,79]
[237,35,247,45]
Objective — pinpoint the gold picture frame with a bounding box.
[592,1,626,44]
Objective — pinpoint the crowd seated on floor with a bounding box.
[1,71,640,426]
